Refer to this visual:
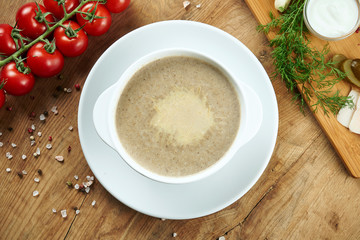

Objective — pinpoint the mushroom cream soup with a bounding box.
[115,56,240,177]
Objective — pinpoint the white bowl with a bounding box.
[93,48,263,184]
[303,0,360,41]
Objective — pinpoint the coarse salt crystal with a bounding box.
[183,1,190,8]
[46,144,52,149]
[74,175,79,180]
[84,180,93,187]
[75,209,80,215]
[161,218,166,221]
[52,208,57,213]
[196,3,201,8]
[34,177,40,183]
[67,88,72,93]
[39,114,46,121]
[22,170,27,175]
[92,200,96,206]
[30,140,36,146]
[0,132,2,136]
[85,187,90,193]
[6,168,11,172]
[218,236,225,240]
[36,148,40,155]
[11,143,16,148]
[74,184,80,190]
[0,142,3,147]
[37,132,42,137]
[55,156,64,162]
[172,232,177,237]
[33,190,39,197]
[6,152,13,160]
[86,176,95,182]
[61,209,67,218]
[22,154,27,160]
[51,106,58,115]
[31,124,36,130]
[69,126,73,131]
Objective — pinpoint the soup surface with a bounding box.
[116,56,240,177]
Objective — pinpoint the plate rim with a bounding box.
[78,20,279,219]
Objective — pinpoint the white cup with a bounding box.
[93,48,263,184]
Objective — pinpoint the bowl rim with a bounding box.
[303,0,360,41]
[106,48,248,184]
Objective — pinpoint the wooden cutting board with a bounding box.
[244,0,360,178]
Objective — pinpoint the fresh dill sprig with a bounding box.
[257,0,352,116]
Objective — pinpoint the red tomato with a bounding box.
[0,89,5,109]
[0,62,35,96]
[16,2,55,39]
[0,24,23,56]
[54,21,88,57]
[105,0,130,13]
[76,2,112,36]
[43,0,79,20]
[27,42,64,78]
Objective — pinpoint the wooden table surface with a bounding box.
[1,0,360,239]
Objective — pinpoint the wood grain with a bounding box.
[244,0,360,178]
[1,0,360,239]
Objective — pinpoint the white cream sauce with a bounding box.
[306,0,359,38]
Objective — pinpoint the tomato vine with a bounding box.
[0,0,106,68]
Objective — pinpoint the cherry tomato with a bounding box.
[0,62,35,96]
[76,2,112,36]
[43,0,79,20]
[54,21,88,57]
[16,2,55,40]
[27,42,64,78]
[105,0,130,13]
[0,89,5,109]
[0,24,24,56]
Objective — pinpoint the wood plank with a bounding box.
[1,0,359,239]
[0,1,96,239]
[237,132,360,239]
[244,0,360,178]
[64,1,341,239]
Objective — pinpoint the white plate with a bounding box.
[78,20,278,220]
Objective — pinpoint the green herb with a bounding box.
[257,0,352,115]
[66,181,73,188]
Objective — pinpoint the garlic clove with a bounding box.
[275,0,291,12]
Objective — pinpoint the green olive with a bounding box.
[332,54,347,69]
[351,59,360,80]
[341,59,360,87]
